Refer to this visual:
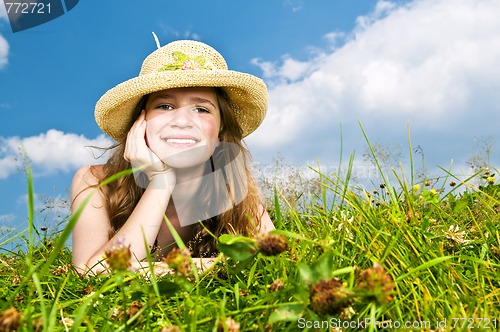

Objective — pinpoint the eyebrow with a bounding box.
[149,94,217,109]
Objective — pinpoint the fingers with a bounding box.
[124,111,147,163]
[123,110,173,182]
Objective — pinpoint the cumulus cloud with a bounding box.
[248,0,500,158]
[284,0,304,12]
[0,2,7,20]
[0,2,9,69]
[0,130,113,179]
[158,23,202,42]
[0,34,9,69]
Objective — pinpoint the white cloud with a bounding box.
[0,2,9,69]
[0,130,113,179]
[158,23,202,42]
[0,2,7,21]
[0,34,9,69]
[252,55,313,84]
[248,0,500,154]
[284,0,304,12]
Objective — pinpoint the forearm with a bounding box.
[133,257,219,276]
[85,177,173,269]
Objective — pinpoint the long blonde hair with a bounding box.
[91,88,264,256]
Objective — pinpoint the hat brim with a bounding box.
[95,70,267,140]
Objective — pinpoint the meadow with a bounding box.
[1,137,499,332]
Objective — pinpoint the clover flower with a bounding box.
[161,326,182,332]
[127,301,143,320]
[82,285,94,295]
[257,233,288,256]
[309,278,354,316]
[445,225,469,245]
[269,279,284,292]
[218,317,241,332]
[356,262,394,305]
[104,242,132,272]
[334,211,354,239]
[60,317,74,328]
[0,307,23,332]
[52,264,70,276]
[163,248,191,276]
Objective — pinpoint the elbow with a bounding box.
[72,257,108,276]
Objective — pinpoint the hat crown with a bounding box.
[140,40,228,75]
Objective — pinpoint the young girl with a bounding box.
[71,39,274,274]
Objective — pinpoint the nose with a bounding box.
[169,105,198,128]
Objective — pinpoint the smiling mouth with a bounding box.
[161,137,201,146]
[165,138,197,144]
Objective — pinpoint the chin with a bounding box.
[159,145,214,170]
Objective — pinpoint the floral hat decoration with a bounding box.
[95,38,268,139]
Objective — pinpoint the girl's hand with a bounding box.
[124,111,176,187]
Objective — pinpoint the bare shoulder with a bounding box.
[73,164,105,184]
[70,165,106,205]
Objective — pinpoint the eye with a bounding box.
[156,104,174,111]
[194,107,210,114]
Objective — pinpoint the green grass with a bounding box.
[1,155,499,331]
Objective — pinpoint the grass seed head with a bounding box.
[309,278,354,316]
[356,262,394,304]
[104,243,132,272]
[257,233,288,256]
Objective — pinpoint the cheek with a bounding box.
[145,123,156,147]
[202,118,221,141]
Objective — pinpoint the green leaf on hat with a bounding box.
[158,51,212,71]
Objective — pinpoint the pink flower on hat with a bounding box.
[181,59,201,70]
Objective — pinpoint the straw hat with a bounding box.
[95,40,268,139]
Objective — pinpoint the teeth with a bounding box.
[165,138,196,144]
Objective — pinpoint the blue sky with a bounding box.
[1,0,500,235]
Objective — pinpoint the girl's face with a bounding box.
[144,87,221,169]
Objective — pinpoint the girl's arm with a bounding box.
[72,112,176,274]
[71,166,175,274]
